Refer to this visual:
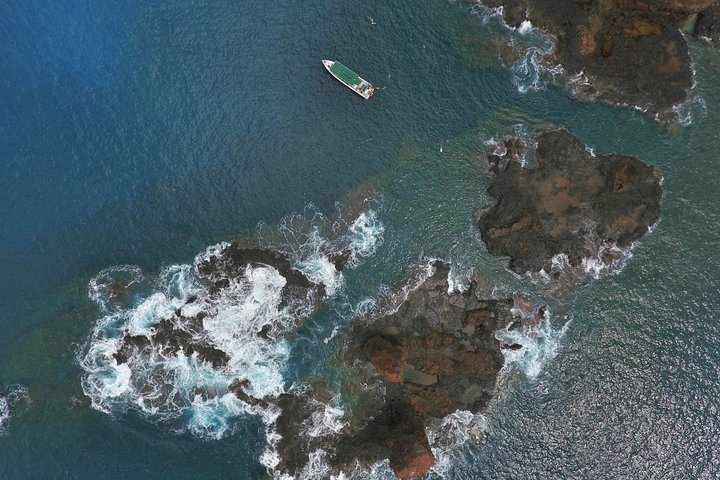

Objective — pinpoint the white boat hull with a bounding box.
[323,60,374,99]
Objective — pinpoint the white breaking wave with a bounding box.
[447,263,472,294]
[672,89,707,127]
[88,265,144,313]
[304,401,347,439]
[294,227,345,297]
[80,249,310,439]
[0,385,30,435]
[427,410,489,478]
[264,205,386,298]
[496,308,571,380]
[517,20,534,35]
[80,205,385,452]
[581,243,634,279]
[567,70,600,101]
[527,238,642,284]
[379,259,439,318]
[345,210,385,266]
[0,395,8,433]
[484,125,538,169]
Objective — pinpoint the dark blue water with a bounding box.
[2,0,719,478]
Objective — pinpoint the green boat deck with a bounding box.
[330,62,362,86]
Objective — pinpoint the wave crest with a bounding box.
[80,207,384,442]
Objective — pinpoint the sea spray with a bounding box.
[0,395,8,433]
[378,259,439,317]
[447,263,472,294]
[88,265,145,313]
[672,88,707,127]
[484,125,538,169]
[527,240,640,284]
[345,209,385,266]
[80,206,385,450]
[80,249,315,436]
[260,203,385,297]
[496,309,571,380]
[425,410,489,478]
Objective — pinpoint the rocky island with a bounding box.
[271,262,545,479]
[477,129,663,274]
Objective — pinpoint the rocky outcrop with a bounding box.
[271,384,337,476]
[483,0,719,116]
[342,400,436,480]
[113,312,230,368]
[270,262,543,479]
[349,263,524,416]
[196,244,320,299]
[340,263,541,478]
[476,129,663,274]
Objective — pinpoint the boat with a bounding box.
[322,60,374,99]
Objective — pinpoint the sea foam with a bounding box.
[0,396,8,433]
[346,209,385,266]
[0,385,30,435]
[496,308,571,380]
[80,206,385,446]
[81,252,311,437]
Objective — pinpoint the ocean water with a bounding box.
[1,0,719,478]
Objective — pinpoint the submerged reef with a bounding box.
[483,0,719,116]
[272,262,545,479]
[476,129,663,274]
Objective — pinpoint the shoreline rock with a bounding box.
[482,0,719,117]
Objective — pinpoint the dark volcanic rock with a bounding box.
[196,243,321,299]
[270,262,546,478]
[228,379,269,409]
[326,262,542,479]
[336,400,435,480]
[351,263,519,418]
[482,0,715,116]
[271,382,337,477]
[477,129,663,274]
[695,3,720,42]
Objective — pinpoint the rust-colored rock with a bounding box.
[391,437,436,479]
[363,335,407,383]
[271,263,546,479]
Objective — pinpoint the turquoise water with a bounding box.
[1,0,719,478]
